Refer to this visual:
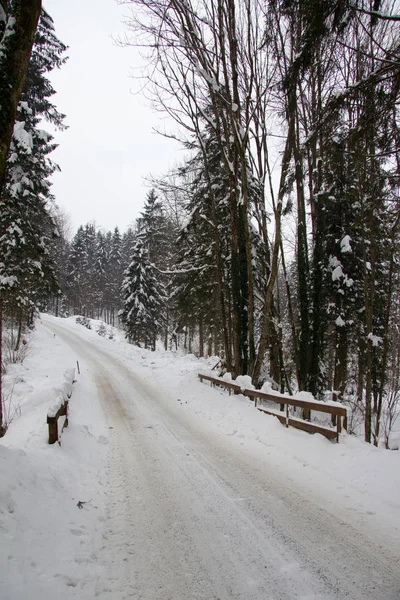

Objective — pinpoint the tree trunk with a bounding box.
[307,58,325,401]
[14,311,23,351]
[164,306,169,351]
[199,316,204,358]
[252,108,294,386]
[294,111,310,391]
[280,242,301,387]
[0,302,5,436]
[374,238,397,446]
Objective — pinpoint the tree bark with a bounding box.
[0,302,5,436]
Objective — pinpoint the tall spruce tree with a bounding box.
[120,190,172,347]
[0,6,65,435]
[0,8,66,316]
[106,227,123,325]
[120,239,165,349]
[170,134,232,358]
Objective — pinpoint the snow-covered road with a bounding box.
[44,318,400,600]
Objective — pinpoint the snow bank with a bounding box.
[48,369,75,419]
[0,321,110,599]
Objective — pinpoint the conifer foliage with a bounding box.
[62,223,134,323]
[120,239,165,349]
[120,190,168,349]
[0,9,66,315]
[0,4,65,435]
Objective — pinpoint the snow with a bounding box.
[332,264,344,281]
[0,275,18,287]
[18,101,32,115]
[13,121,33,153]
[1,314,399,598]
[367,332,383,347]
[340,234,352,253]
[36,129,50,142]
[0,320,110,599]
[234,374,254,391]
[335,315,346,327]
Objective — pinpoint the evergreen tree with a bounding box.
[106,227,123,325]
[121,227,136,271]
[0,9,66,316]
[137,189,167,264]
[94,230,108,317]
[170,138,231,357]
[66,225,86,314]
[120,239,165,350]
[0,6,64,435]
[50,207,71,316]
[66,223,98,316]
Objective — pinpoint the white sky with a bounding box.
[44,0,180,235]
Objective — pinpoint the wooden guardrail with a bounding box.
[47,368,76,444]
[198,373,347,442]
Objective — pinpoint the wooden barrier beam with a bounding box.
[257,406,338,440]
[199,373,243,395]
[198,373,347,442]
[243,388,346,418]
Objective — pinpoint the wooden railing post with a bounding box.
[47,417,58,445]
[47,368,75,444]
[47,400,68,444]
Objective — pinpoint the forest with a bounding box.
[0,0,400,446]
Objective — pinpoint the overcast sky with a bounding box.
[44,0,180,235]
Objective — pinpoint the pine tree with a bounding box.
[171,142,231,357]
[105,227,123,325]
[120,239,165,350]
[137,189,168,265]
[121,227,136,271]
[94,230,108,318]
[0,5,64,435]
[0,9,66,317]
[66,223,98,316]
[66,226,86,314]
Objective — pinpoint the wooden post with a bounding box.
[47,417,58,444]
[47,401,68,444]
[64,401,69,428]
[336,413,342,443]
[286,403,289,428]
